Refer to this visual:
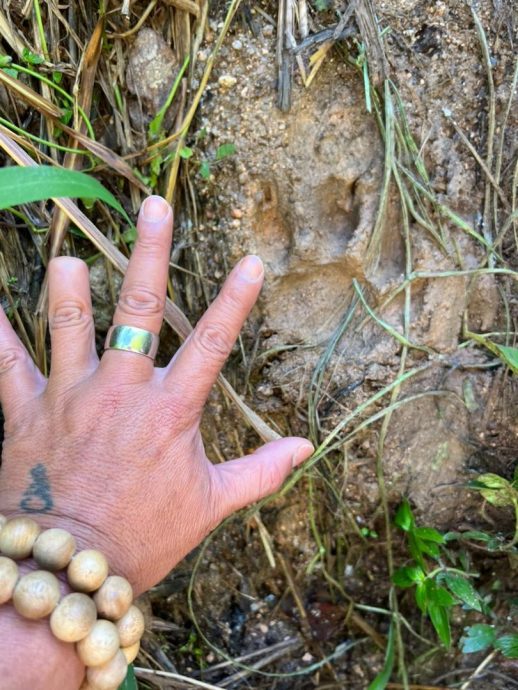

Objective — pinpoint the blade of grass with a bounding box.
[0,166,131,224]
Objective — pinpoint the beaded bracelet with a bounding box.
[0,514,144,690]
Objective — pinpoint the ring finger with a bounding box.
[101,195,173,381]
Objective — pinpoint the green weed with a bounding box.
[393,494,518,659]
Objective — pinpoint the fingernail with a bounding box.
[239,255,264,282]
[141,195,170,222]
[292,442,314,468]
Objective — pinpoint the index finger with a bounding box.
[163,255,264,420]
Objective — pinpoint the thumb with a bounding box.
[212,438,314,518]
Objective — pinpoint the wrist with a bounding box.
[0,560,84,690]
[0,506,143,596]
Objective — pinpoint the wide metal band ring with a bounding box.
[104,325,160,360]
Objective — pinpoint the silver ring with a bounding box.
[104,325,159,360]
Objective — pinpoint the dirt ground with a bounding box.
[1,0,517,688]
[135,2,517,688]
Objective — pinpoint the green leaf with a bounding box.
[22,48,45,65]
[368,619,395,690]
[199,160,211,180]
[393,565,425,588]
[426,581,455,607]
[428,603,451,647]
[466,330,518,374]
[394,500,414,532]
[215,142,237,161]
[415,582,428,613]
[495,634,518,659]
[417,538,441,559]
[444,530,493,543]
[0,55,12,67]
[408,533,425,568]
[460,624,496,654]
[0,166,131,226]
[2,68,18,79]
[179,146,193,159]
[118,664,138,690]
[414,527,445,544]
[493,345,518,374]
[442,574,482,612]
[122,226,137,244]
[471,473,517,508]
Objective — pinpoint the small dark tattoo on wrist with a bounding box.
[20,463,53,513]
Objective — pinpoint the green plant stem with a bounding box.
[148,55,190,140]
[0,117,90,155]
[33,0,49,59]
[427,567,479,580]
[11,64,95,140]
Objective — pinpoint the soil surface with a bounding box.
[138,2,517,688]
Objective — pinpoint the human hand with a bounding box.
[0,195,313,595]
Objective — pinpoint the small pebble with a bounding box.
[218,74,237,90]
[232,39,243,50]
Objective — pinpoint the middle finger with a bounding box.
[101,195,173,381]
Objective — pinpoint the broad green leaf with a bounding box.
[442,573,482,612]
[414,527,445,544]
[215,142,237,161]
[118,664,138,690]
[392,565,425,588]
[368,619,395,690]
[460,624,496,654]
[426,581,455,607]
[0,56,12,67]
[179,146,193,159]
[417,538,441,559]
[0,166,131,227]
[415,582,427,613]
[495,634,518,659]
[408,533,425,568]
[199,160,211,179]
[428,603,451,647]
[394,499,414,532]
[470,473,517,508]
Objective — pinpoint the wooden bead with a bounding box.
[93,576,133,621]
[86,649,127,690]
[68,550,108,593]
[0,556,19,604]
[50,592,97,642]
[115,605,145,647]
[33,528,76,571]
[121,641,140,664]
[77,620,120,667]
[0,517,41,559]
[12,570,60,619]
